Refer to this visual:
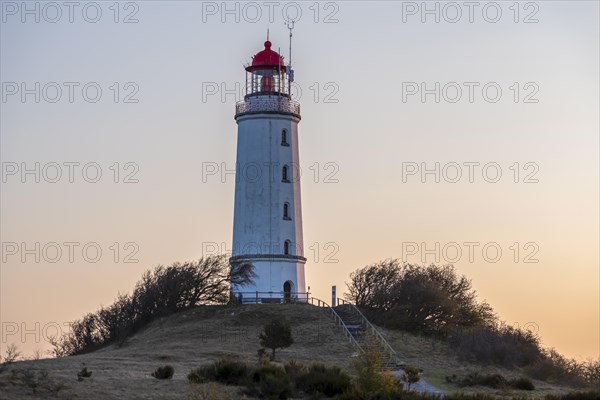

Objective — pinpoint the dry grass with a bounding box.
[379,326,584,398]
[0,304,586,399]
[0,304,353,399]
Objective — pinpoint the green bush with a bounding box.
[77,366,92,381]
[151,365,174,380]
[446,373,535,391]
[523,349,597,387]
[402,365,421,390]
[510,377,534,390]
[214,359,249,385]
[296,363,351,397]
[188,359,249,385]
[343,351,403,399]
[445,372,507,389]
[259,319,294,361]
[283,359,304,383]
[188,365,213,384]
[250,363,292,399]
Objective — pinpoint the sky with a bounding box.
[1,1,598,361]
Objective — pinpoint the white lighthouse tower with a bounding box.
[230,37,306,303]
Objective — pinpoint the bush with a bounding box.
[249,363,292,399]
[296,363,351,397]
[213,359,250,385]
[524,348,599,387]
[448,323,543,368]
[259,319,294,361]
[52,256,256,356]
[346,350,403,399]
[188,359,249,385]
[283,359,304,383]
[445,372,506,389]
[402,365,421,391]
[77,366,92,381]
[345,261,494,334]
[510,377,534,390]
[188,365,212,384]
[445,373,534,391]
[152,365,174,380]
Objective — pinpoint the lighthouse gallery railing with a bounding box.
[236,97,300,116]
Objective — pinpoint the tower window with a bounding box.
[282,165,290,182]
[284,240,291,255]
[283,202,291,220]
[281,129,289,146]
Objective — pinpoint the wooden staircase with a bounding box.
[307,297,401,370]
[333,302,402,371]
[307,298,444,395]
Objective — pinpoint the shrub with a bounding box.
[346,350,403,399]
[257,348,270,363]
[259,319,294,361]
[188,359,249,385]
[188,366,213,384]
[402,365,421,391]
[77,366,92,381]
[189,382,235,400]
[152,365,174,380]
[249,363,292,399]
[448,323,542,368]
[7,368,67,396]
[52,256,256,356]
[283,359,304,383]
[213,359,249,385]
[1,344,22,365]
[510,377,534,390]
[296,363,351,397]
[345,261,494,334]
[445,372,507,389]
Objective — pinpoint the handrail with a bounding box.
[308,297,363,352]
[233,291,309,304]
[235,97,300,117]
[337,298,398,362]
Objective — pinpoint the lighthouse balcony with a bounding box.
[235,96,300,118]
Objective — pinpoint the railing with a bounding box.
[234,291,309,304]
[308,297,362,351]
[235,97,300,116]
[337,298,399,363]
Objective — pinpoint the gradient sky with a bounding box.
[1,1,598,360]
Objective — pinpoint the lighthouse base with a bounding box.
[230,256,307,304]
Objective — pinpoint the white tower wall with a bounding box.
[231,101,306,302]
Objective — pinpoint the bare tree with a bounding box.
[2,343,22,364]
[32,348,44,360]
[50,255,256,357]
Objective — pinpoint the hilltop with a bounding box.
[0,303,591,400]
[0,304,352,399]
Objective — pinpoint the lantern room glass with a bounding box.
[246,68,291,98]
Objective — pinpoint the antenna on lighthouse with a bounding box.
[285,19,295,95]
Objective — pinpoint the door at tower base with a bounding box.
[231,256,307,304]
[229,39,308,305]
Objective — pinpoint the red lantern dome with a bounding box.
[247,41,286,72]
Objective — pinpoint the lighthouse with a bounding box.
[230,37,307,303]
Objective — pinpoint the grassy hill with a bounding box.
[0,304,354,399]
[0,304,589,399]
